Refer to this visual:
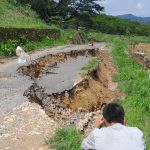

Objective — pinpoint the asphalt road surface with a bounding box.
[0,43,106,116]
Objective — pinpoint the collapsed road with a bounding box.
[0,43,124,149]
[0,43,105,116]
[17,42,123,127]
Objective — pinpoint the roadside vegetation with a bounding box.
[0,0,63,58]
[0,29,75,57]
[22,29,75,52]
[45,126,83,150]
[1,0,150,58]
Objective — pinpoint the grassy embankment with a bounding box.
[0,0,76,58]
[21,29,75,52]
[0,0,51,28]
[88,33,150,148]
[0,29,75,58]
[110,35,150,149]
[47,33,150,150]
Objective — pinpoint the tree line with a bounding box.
[14,0,104,21]
[11,0,150,36]
[70,14,150,36]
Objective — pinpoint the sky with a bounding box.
[98,0,150,17]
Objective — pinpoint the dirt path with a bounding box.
[0,102,57,150]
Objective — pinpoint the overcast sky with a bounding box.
[98,0,150,17]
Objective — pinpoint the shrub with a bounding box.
[0,40,17,56]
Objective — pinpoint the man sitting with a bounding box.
[81,103,146,150]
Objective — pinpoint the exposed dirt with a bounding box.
[0,61,4,64]
[0,43,109,150]
[130,43,150,70]
[21,48,123,134]
[132,53,150,69]
[0,102,57,150]
[57,52,123,111]
[131,43,150,58]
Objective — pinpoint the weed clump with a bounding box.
[45,126,83,150]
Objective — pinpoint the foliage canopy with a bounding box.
[16,0,104,21]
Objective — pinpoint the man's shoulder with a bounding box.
[125,126,143,135]
[92,127,109,136]
[93,126,143,137]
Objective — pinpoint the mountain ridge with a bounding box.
[117,14,150,24]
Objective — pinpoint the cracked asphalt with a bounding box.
[0,43,106,116]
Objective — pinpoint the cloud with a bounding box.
[136,2,144,9]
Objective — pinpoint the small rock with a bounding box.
[76,118,89,131]
[28,131,42,135]
[77,107,83,112]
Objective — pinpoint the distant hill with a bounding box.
[118,14,150,24]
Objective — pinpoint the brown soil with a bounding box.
[22,49,124,113]
[41,50,124,135]
[132,53,150,69]
[131,43,150,58]
[20,47,124,134]
[57,51,123,111]
[0,61,4,64]
[1,43,120,149]
[130,43,150,69]
[0,102,57,150]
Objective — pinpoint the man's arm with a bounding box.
[135,128,146,150]
[81,116,104,150]
[81,128,98,150]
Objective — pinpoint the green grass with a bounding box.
[80,58,99,77]
[0,0,52,28]
[88,32,150,148]
[23,29,75,51]
[45,126,83,150]
[0,29,76,57]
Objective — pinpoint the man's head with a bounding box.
[102,103,125,125]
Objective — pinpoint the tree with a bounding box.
[16,0,104,21]
[55,0,104,20]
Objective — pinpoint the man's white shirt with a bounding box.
[81,123,146,150]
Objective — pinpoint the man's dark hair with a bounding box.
[103,103,125,124]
